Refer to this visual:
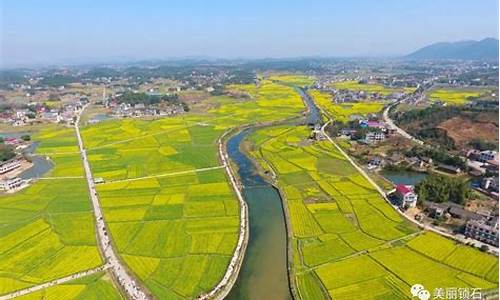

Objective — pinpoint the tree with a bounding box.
[469,138,497,151]
[0,144,15,161]
[415,174,471,205]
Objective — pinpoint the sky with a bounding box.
[1,0,498,67]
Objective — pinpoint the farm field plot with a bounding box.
[34,125,81,154]
[15,271,123,300]
[428,89,484,105]
[79,79,306,299]
[329,80,415,95]
[0,126,103,296]
[310,90,385,122]
[267,74,316,87]
[246,125,499,300]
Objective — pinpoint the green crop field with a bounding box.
[77,79,307,299]
[428,89,484,105]
[267,74,316,87]
[0,126,103,296]
[96,169,240,298]
[14,272,123,300]
[330,80,415,95]
[246,124,499,300]
[3,75,497,300]
[310,90,385,122]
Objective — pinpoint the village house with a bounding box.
[41,111,59,122]
[478,150,498,163]
[340,128,357,137]
[16,109,30,119]
[0,177,24,191]
[311,124,325,141]
[481,177,499,192]
[367,157,385,170]
[465,217,499,247]
[3,137,22,146]
[437,163,462,174]
[365,132,386,143]
[359,120,385,130]
[395,184,418,208]
[448,206,485,221]
[0,158,22,174]
[425,202,450,219]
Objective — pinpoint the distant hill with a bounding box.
[406,38,499,60]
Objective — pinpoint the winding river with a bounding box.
[226,86,321,299]
[226,129,291,300]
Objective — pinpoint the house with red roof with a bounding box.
[395,184,418,209]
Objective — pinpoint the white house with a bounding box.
[0,177,24,191]
[395,184,418,208]
[0,158,22,174]
[479,150,498,163]
[365,132,385,143]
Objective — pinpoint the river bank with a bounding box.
[225,128,291,300]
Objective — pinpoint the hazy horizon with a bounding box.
[1,0,498,68]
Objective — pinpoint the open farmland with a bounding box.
[97,169,239,299]
[0,126,103,296]
[330,80,415,96]
[310,90,385,122]
[246,125,499,300]
[267,74,316,87]
[428,89,484,105]
[78,79,306,299]
[14,271,123,300]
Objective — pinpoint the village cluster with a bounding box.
[0,137,34,192]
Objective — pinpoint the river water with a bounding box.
[226,130,291,300]
[0,133,53,180]
[18,142,53,180]
[297,87,322,126]
[226,87,322,299]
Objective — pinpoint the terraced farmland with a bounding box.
[0,126,103,295]
[246,125,499,300]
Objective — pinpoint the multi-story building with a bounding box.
[0,158,21,174]
[0,177,24,191]
[365,132,385,143]
[479,150,498,163]
[465,217,499,247]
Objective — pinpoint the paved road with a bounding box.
[382,99,424,145]
[75,105,150,300]
[198,132,249,300]
[321,119,499,255]
[0,265,110,300]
